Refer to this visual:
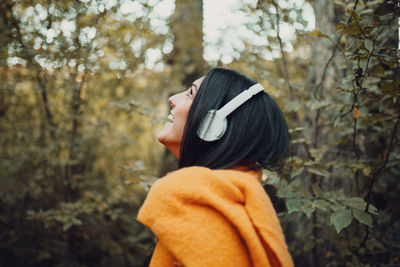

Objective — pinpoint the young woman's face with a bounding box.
[158,76,204,158]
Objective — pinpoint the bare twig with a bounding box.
[314,0,360,98]
[360,111,400,246]
[353,118,360,159]
[265,0,294,100]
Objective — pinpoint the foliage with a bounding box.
[230,0,400,266]
[0,0,172,265]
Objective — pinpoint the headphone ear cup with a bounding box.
[197,110,227,141]
[216,117,227,139]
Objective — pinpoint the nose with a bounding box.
[168,95,174,107]
[168,93,178,108]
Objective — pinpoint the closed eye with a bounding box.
[186,83,197,98]
[186,88,194,98]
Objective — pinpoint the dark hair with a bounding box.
[179,68,289,170]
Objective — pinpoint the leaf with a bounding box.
[350,163,371,176]
[301,200,315,218]
[379,97,391,112]
[374,64,385,75]
[353,107,361,119]
[345,197,366,210]
[310,29,329,39]
[347,9,360,20]
[362,166,371,176]
[330,208,352,233]
[313,199,330,211]
[63,222,73,232]
[303,240,315,252]
[309,145,330,162]
[338,23,361,35]
[286,199,301,214]
[308,167,330,177]
[291,167,304,178]
[352,209,373,228]
[367,204,379,215]
[311,183,323,197]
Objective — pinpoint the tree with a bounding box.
[169,0,205,86]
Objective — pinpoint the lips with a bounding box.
[168,111,175,122]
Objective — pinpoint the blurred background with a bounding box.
[0,0,399,266]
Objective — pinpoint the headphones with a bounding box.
[197,83,264,141]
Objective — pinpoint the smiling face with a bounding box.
[158,76,204,158]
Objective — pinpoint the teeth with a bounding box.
[168,114,174,122]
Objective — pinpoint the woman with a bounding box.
[138,68,293,267]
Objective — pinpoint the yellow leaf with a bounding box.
[310,29,329,39]
[353,107,361,120]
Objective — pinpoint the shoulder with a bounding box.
[149,166,262,202]
[164,166,259,181]
[156,166,259,188]
[152,166,212,190]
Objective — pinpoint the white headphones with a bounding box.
[197,83,264,141]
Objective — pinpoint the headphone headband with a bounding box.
[197,83,264,141]
[217,83,264,118]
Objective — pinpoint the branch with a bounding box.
[314,42,340,98]
[352,117,360,159]
[358,28,384,89]
[365,112,400,211]
[265,0,294,100]
[360,110,400,246]
[314,0,361,98]
[36,72,57,140]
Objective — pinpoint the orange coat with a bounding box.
[138,166,293,267]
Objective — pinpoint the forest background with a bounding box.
[1,0,399,266]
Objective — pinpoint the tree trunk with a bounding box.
[169,0,205,86]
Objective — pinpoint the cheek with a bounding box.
[176,103,191,128]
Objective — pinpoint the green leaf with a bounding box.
[379,97,391,112]
[345,197,366,210]
[352,209,373,228]
[308,167,330,177]
[309,145,330,162]
[311,183,323,197]
[330,208,352,233]
[313,199,330,211]
[63,222,73,232]
[367,204,379,215]
[303,240,315,252]
[291,167,304,178]
[286,199,301,214]
[301,200,315,218]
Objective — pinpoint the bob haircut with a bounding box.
[179,68,290,170]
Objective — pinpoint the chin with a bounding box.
[157,123,182,158]
[157,134,167,146]
[157,134,180,158]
